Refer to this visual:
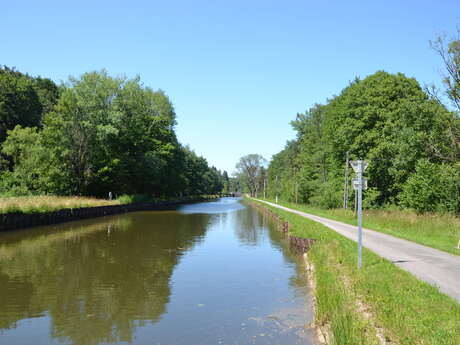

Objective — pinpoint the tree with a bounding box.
[428,30,460,163]
[267,70,459,211]
[0,67,42,142]
[430,29,460,112]
[400,159,460,213]
[235,154,266,197]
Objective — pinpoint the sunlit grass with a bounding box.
[253,200,460,345]
[264,199,460,255]
[0,196,120,214]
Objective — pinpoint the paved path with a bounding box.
[256,199,460,303]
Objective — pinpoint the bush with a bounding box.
[117,194,157,204]
[399,160,460,213]
[363,187,381,209]
[310,180,343,209]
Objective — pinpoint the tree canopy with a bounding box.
[0,69,225,198]
[266,70,460,212]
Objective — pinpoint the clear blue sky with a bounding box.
[1,1,459,174]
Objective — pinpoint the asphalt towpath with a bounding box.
[255,199,460,303]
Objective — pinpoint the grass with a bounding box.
[252,199,460,345]
[0,195,120,214]
[0,194,221,214]
[261,199,460,256]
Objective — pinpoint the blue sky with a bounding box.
[1,1,459,174]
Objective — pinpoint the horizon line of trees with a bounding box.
[0,67,227,198]
[236,30,460,214]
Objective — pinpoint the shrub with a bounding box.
[399,160,460,213]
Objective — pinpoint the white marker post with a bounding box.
[350,160,368,269]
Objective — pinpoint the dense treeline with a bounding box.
[266,71,460,212]
[0,67,226,198]
[264,33,460,213]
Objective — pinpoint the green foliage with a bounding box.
[257,201,460,345]
[310,179,343,209]
[267,71,460,212]
[0,67,42,142]
[362,187,381,209]
[400,160,460,213]
[1,69,224,198]
[235,154,266,197]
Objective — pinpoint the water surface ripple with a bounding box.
[0,197,314,345]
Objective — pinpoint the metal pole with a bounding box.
[295,182,298,204]
[263,178,266,199]
[275,175,278,203]
[357,160,363,269]
[354,189,357,214]
[343,151,349,209]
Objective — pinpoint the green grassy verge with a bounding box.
[260,199,460,256]
[0,194,221,214]
[251,199,460,345]
[0,196,120,214]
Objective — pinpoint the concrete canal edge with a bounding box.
[0,195,219,232]
[249,198,397,345]
[248,200,327,343]
[250,200,316,252]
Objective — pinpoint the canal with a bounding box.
[0,197,315,345]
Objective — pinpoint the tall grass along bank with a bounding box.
[250,199,460,345]
[260,199,460,256]
[0,196,119,214]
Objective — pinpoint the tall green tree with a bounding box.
[0,67,42,142]
[1,70,223,197]
[267,70,459,211]
[235,154,266,197]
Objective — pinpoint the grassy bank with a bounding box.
[0,196,120,214]
[260,199,460,256]
[251,199,460,345]
[0,194,221,215]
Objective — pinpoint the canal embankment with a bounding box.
[0,195,219,232]
[249,198,460,345]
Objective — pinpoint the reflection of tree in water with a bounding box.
[232,207,268,246]
[240,204,310,291]
[0,211,211,345]
[264,214,310,292]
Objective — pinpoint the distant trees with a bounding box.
[0,69,224,198]
[235,154,266,197]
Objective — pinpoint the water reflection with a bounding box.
[0,211,211,345]
[178,197,245,214]
[0,198,314,345]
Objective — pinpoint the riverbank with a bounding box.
[0,195,219,231]
[0,196,120,214]
[257,198,460,256]
[249,198,460,345]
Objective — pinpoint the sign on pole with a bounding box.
[350,160,368,173]
[352,178,367,190]
[349,160,368,269]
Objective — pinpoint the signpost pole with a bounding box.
[357,160,363,269]
[350,159,367,269]
[275,175,278,203]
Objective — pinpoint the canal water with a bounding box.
[0,198,315,345]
